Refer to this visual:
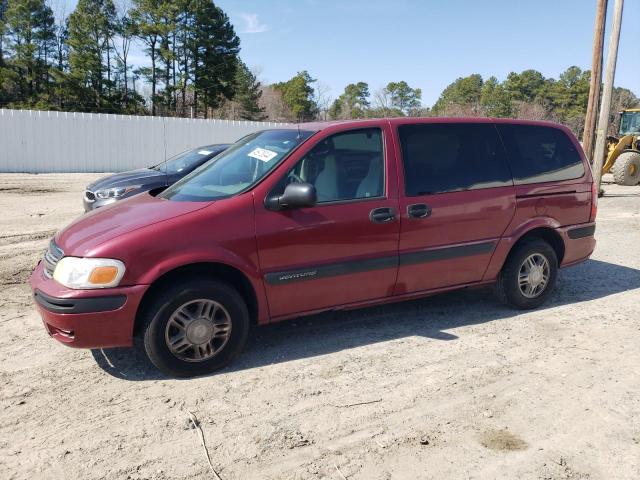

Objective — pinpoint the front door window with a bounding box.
[275,128,385,203]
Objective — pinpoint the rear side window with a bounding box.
[398,123,512,196]
[496,124,584,185]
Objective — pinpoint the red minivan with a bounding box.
[30,118,597,377]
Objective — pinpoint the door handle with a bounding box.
[369,207,396,224]
[407,203,432,219]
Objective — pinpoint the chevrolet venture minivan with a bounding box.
[31,118,597,377]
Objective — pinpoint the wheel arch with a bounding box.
[483,220,566,282]
[133,262,260,337]
[507,226,565,266]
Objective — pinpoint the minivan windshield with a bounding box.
[160,129,314,202]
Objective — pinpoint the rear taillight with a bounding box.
[589,182,598,222]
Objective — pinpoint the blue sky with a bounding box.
[62,0,640,106]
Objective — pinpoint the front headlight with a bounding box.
[95,185,141,199]
[53,257,126,289]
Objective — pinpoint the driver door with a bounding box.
[254,125,400,319]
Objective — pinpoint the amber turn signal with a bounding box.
[89,266,119,285]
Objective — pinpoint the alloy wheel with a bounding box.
[164,299,232,362]
[518,253,550,299]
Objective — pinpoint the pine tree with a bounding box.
[52,13,67,71]
[174,0,194,116]
[157,1,177,113]
[111,4,136,107]
[234,61,265,120]
[130,0,165,114]
[4,0,57,106]
[0,0,7,66]
[480,76,512,117]
[273,71,317,121]
[330,82,370,119]
[66,0,117,110]
[190,0,239,117]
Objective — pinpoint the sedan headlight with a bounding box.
[53,257,126,289]
[94,185,141,199]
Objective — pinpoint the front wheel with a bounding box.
[496,239,558,309]
[141,279,249,377]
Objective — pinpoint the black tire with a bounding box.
[496,239,558,310]
[611,151,640,186]
[141,279,249,378]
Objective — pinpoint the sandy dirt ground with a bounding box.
[0,173,639,480]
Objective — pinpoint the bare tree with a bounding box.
[609,88,640,134]
[111,0,134,105]
[313,81,332,120]
[441,103,481,117]
[372,86,392,114]
[514,101,552,121]
[47,0,68,71]
[259,85,293,122]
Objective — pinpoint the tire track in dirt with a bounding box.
[0,229,57,247]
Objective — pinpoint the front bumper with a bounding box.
[30,261,147,348]
[83,196,116,212]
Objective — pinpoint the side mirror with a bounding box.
[265,182,317,210]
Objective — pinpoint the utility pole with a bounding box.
[592,0,624,192]
[582,0,608,160]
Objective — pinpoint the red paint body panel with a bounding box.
[254,197,400,317]
[394,186,515,293]
[56,193,209,256]
[29,117,597,352]
[252,121,400,317]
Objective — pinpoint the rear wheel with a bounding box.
[496,239,558,309]
[611,151,640,186]
[141,279,249,377]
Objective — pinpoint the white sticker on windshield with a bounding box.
[197,150,212,155]
[248,147,278,162]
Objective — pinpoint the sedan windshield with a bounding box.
[160,129,314,202]
[152,146,224,175]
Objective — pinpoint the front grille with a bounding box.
[43,240,64,278]
[85,190,95,202]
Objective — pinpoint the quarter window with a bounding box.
[496,124,584,184]
[276,128,385,203]
[399,123,512,196]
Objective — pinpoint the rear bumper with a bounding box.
[30,261,147,348]
[560,222,597,267]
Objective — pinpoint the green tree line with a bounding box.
[1,0,638,136]
[327,68,639,137]
[0,0,265,119]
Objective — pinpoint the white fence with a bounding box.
[0,109,290,173]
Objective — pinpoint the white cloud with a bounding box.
[238,13,269,34]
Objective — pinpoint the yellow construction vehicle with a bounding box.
[602,108,640,186]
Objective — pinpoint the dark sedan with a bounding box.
[83,144,229,211]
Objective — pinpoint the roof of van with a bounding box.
[295,117,570,132]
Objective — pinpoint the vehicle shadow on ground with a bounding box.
[92,259,640,381]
